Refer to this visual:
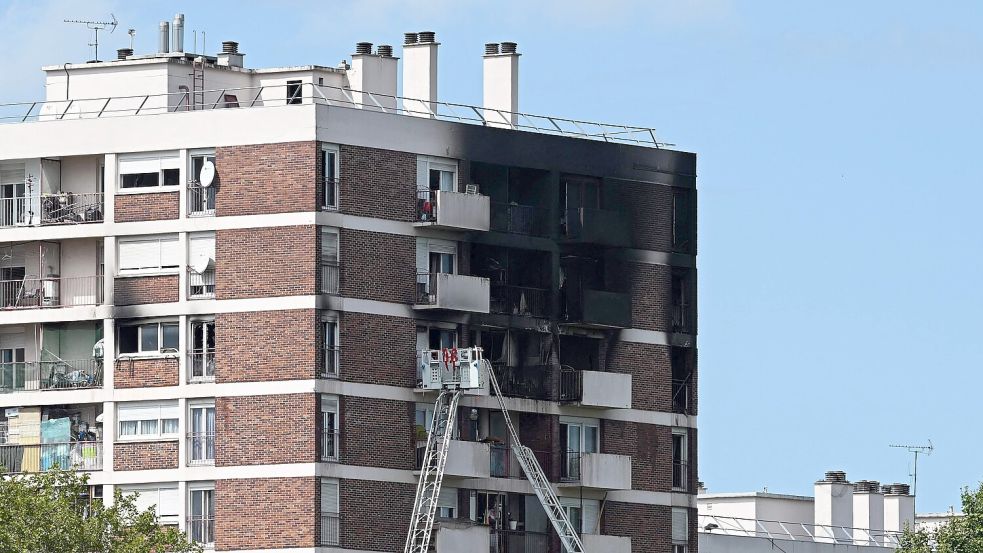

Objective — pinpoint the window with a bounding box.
[320,479,340,545]
[188,404,215,465]
[119,484,179,526]
[189,320,215,382]
[671,347,693,414]
[671,269,694,333]
[560,417,600,480]
[118,401,179,440]
[471,491,507,527]
[673,429,689,490]
[672,189,693,252]
[416,238,457,304]
[322,318,339,377]
[437,487,457,519]
[119,152,180,190]
[322,145,339,209]
[418,157,457,193]
[118,235,179,274]
[188,232,215,298]
[118,321,179,355]
[320,228,339,294]
[672,507,689,553]
[321,396,339,461]
[560,498,600,535]
[189,152,216,216]
[287,80,303,105]
[189,487,215,546]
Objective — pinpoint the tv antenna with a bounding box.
[127,29,136,50]
[890,441,933,504]
[64,14,119,62]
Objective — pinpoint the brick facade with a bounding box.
[339,478,415,552]
[214,141,319,216]
[340,397,415,470]
[338,144,418,221]
[214,309,317,383]
[602,420,672,493]
[602,502,674,553]
[215,477,316,550]
[215,225,317,300]
[113,357,178,388]
[339,228,416,304]
[114,192,179,222]
[339,312,416,387]
[619,180,674,253]
[216,393,316,466]
[627,262,672,333]
[113,440,178,471]
[114,275,178,305]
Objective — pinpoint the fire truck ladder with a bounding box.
[404,389,462,553]
[483,359,586,553]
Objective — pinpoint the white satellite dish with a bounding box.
[199,160,216,188]
[190,253,214,274]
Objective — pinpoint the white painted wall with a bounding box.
[60,155,102,194]
[701,533,895,553]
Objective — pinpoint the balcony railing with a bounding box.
[321,429,339,461]
[492,529,551,553]
[416,189,490,231]
[321,346,339,378]
[558,368,583,403]
[490,443,553,480]
[490,202,548,236]
[0,359,102,393]
[322,177,339,210]
[187,516,215,547]
[320,512,340,546]
[672,379,691,414]
[673,460,689,490]
[187,432,215,466]
[321,262,339,294]
[0,193,104,228]
[188,350,215,382]
[0,441,103,473]
[491,364,551,401]
[187,181,216,217]
[561,207,631,247]
[188,268,215,299]
[671,304,694,333]
[561,449,584,481]
[490,284,549,317]
[0,275,102,309]
[415,272,491,313]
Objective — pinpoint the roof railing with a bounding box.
[0,82,668,147]
[698,514,904,547]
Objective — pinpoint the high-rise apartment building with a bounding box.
[0,17,697,553]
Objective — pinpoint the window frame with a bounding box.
[321,395,339,462]
[672,507,689,548]
[117,400,179,441]
[118,484,179,526]
[417,156,458,193]
[188,484,215,547]
[286,80,304,105]
[117,152,182,194]
[321,144,340,210]
[118,320,180,356]
[117,235,180,276]
[320,227,340,294]
[672,428,689,491]
[321,316,339,378]
[320,478,340,546]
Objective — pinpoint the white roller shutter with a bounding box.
[321,228,338,261]
[119,152,179,174]
[157,486,179,517]
[0,162,25,186]
[118,402,163,422]
[159,237,180,268]
[189,233,215,262]
[582,499,600,535]
[158,401,179,420]
[118,240,161,271]
[438,487,457,510]
[672,507,689,544]
[320,479,339,513]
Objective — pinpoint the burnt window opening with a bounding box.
[671,268,694,333]
[473,328,551,400]
[560,254,628,321]
[286,80,303,105]
[561,175,602,211]
[671,346,693,414]
[672,189,694,253]
[559,334,601,372]
[473,245,552,317]
[473,163,551,236]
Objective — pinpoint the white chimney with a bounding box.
[815,471,853,543]
[171,13,185,52]
[884,483,915,535]
[402,32,438,117]
[483,41,519,128]
[217,41,244,68]
[158,21,170,54]
[348,42,398,111]
[853,481,885,546]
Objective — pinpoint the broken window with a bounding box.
[671,268,694,333]
[671,347,693,414]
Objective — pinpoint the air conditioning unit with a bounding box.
[465,184,479,194]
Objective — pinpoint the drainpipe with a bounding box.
[63,63,71,100]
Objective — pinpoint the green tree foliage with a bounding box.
[0,468,202,553]
[898,483,983,553]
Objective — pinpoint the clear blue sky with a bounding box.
[3,0,981,513]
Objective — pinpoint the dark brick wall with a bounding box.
[215,477,316,550]
[215,225,317,300]
[339,229,416,304]
[214,141,319,216]
[339,144,418,221]
[216,393,317,466]
[340,397,415,470]
[619,180,674,253]
[114,192,179,222]
[627,262,672,333]
[602,420,672,493]
[114,275,178,305]
[339,312,416,387]
[113,357,178,388]
[602,502,674,553]
[113,440,178,471]
[214,309,317,383]
[339,478,415,552]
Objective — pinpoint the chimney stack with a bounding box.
[117,48,133,61]
[158,21,170,54]
[482,41,519,128]
[815,471,853,543]
[402,31,438,117]
[853,480,885,546]
[217,41,244,68]
[172,13,185,52]
[348,41,398,111]
[884,483,915,536]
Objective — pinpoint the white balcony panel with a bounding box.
[581,370,632,409]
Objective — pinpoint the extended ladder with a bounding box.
[483,359,586,553]
[404,389,462,553]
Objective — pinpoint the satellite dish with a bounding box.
[191,253,213,274]
[199,160,216,188]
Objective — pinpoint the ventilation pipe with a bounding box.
[158,21,170,54]
[815,471,853,544]
[171,14,185,52]
[402,31,438,117]
[884,483,915,536]
[348,41,398,111]
[217,41,244,68]
[853,480,885,546]
[483,42,519,128]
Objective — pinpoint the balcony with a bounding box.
[491,365,551,401]
[562,288,631,329]
[0,359,102,393]
[187,350,215,383]
[491,528,550,553]
[673,460,689,491]
[560,207,631,247]
[188,516,215,548]
[672,378,692,414]
[582,534,631,553]
[435,522,490,553]
[490,443,553,479]
[417,189,490,232]
[417,439,491,478]
[415,272,490,313]
[490,202,548,236]
[187,181,215,217]
[187,432,215,466]
[561,451,632,490]
[0,275,102,310]
[490,284,550,318]
[0,441,103,473]
[188,268,215,299]
[321,429,339,462]
[559,369,632,409]
[0,193,104,228]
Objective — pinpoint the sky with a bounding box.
[2,0,982,514]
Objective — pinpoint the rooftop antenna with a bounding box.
[64,13,119,62]
[127,28,136,50]
[890,440,933,510]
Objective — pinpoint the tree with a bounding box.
[898,482,983,553]
[0,468,202,553]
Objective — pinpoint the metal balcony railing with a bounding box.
[187,181,216,217]
[492,529,551,553]
[322,177,339,210]
[490,284,549,317]
[490,443,553,480]
[0,193,104,228]
[671,304,694,333]
[697,514,904,547]
[673,460,689,490]
[490,202,548,236]
[187,432,215,466]
[188,350,215,382]
[559,368,583,403]
[321,429,339,461]
[320,512,340,546]
[188,268,215,299]
[321,346,339,378]
[0,275,102,309]
[0,359,102,393]
[0,441,103,473]
[561,449,584,481]
[491,364,551,401]
[187,516,215,547]
[321,262,339,294]
[417,189,438,222]
[672,379,691,414]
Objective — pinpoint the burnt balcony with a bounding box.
[562,288,631,329]
[490,202,549,236]
[672,378,693,414]
[559,368,632,409]
[561,451,632,490]
[490,284,550,318]
[416,189,490,232]
[0,359,103,393]
[415,272,490,313]
[491,365,551,401]
[560,207,631,247]
[491,529,551,553]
